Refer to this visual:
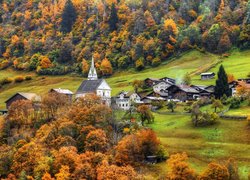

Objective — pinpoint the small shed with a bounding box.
[5,92,41,109]
[201,72,215,80]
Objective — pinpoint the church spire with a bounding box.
[88,57,98,80]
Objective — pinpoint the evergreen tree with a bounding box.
[108,3,119,32]
[214,65,230,98]
[60,0,77,33]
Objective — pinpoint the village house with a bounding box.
[76,57,112,106]
[153,81,172,96]
[5,92,41,109]
[190,85,215,98]
[167,84,200,101]
[115,91,143,110]
[201,72,215,80]
[49,88,74,102]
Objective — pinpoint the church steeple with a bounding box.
[88,57,98,80]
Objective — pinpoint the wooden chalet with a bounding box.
[5,92,41,109]
[167,84,200,101]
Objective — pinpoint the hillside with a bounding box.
[0,0,250,76]
[1,50,250,109]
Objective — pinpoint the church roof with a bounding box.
[76,79,103,94]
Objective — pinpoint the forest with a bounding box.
[0,93,245,179]
[0,0,249,76]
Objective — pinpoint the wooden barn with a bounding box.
[5,92,41,109]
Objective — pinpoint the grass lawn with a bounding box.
[225,101,250,116]
[148,113,250,179]
[192,49,250,85]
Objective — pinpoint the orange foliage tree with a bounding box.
[100,58,113,76]
[200,162,229,179]
[166,152,196,180]
[85,129,108,153]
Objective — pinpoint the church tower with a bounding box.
[88,57,98,80]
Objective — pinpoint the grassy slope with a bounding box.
[1,49,249,107]
[149,113,250,179]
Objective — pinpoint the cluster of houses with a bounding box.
[2,58,250,112]
[114,75,250,110]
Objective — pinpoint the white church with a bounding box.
[76,57,112,106]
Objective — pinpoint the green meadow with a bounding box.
[148,113,250,179]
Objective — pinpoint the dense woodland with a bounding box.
[0,0,250,76]
[0,93,246,179]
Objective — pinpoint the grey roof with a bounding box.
[51,88,73,95]
[76,79,103,94]
[178,85,199,93]
[154,80,173,86]
[6,92,41,103]
[201,72,215,76]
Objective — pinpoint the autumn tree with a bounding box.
[85,129,108,153]
[100,58,113,76]
[191,102,201,127]
[132,79,143,93]
[217,31,232,53]
[97,160,136,180]
[109,3,119,32]
[42,172,54,180]
[137,105,154,126]
[7,100,35,127]
[227,74,235,83]
[115,129,162,166]
[200,162,230,180]
[53,146,78,174]
[55,166,71,180]
[60,0,77,33]
[115,133,143,166]
[42,92,69,119]
[12,142,44,176]
[166,153,196,180]
[211,99,223,113]
[81,59,89,76]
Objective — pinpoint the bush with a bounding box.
[25,76,32,81]
[229,97,241,109]
[0,77,13,85]
[0,60,10,70]
[14,76,25,83]
[192,112,219,127]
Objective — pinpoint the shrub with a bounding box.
[229,97,241,109]
[192,112,219,127]
[0,77,13,85]
[14,76,25,83]
[0,60,10,70]
[25,76,32,81]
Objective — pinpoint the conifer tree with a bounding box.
[60,0,77,33]
[214,65,230,98]
[108,3,119,32]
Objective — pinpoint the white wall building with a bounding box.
[76,57,112,106]
[115,91,142,110]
